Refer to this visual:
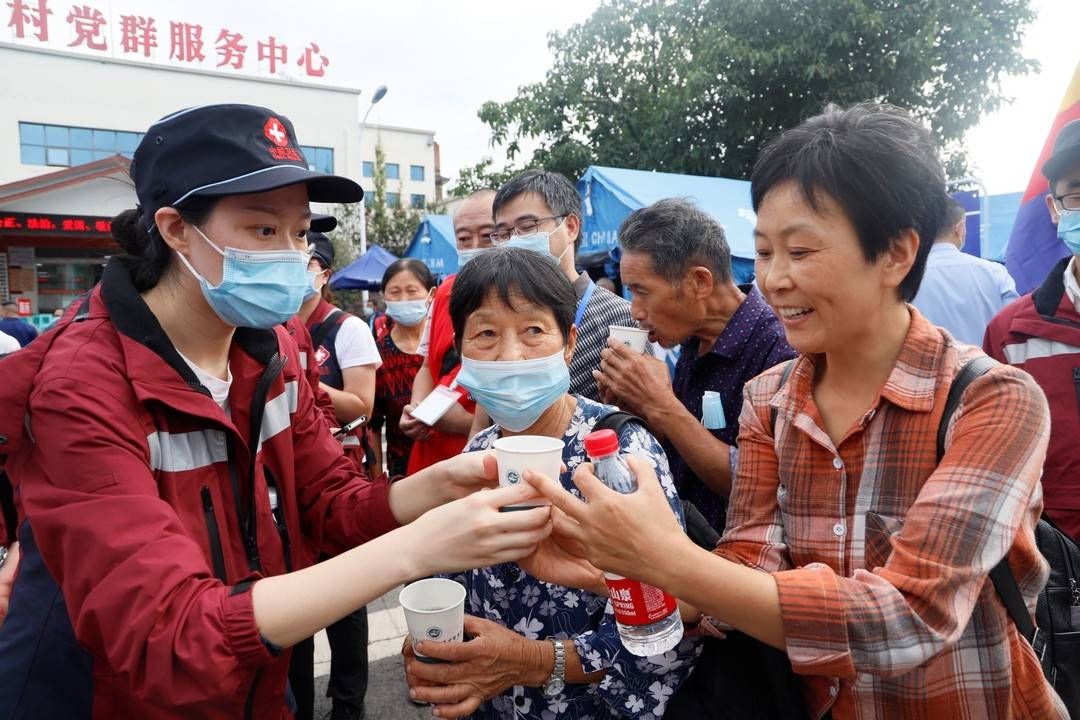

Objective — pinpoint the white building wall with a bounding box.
[360,124,437,209]
[1,44,363,209]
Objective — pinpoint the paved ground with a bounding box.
[312,587,431,720]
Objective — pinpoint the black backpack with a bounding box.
[773,355,1080,715]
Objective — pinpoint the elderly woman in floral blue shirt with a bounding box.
[403,247,699,719]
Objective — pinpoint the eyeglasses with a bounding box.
[488,215,566,244]
[1054,193,1080,212]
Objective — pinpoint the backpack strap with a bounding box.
[309,309,345,351]
[934,354,1041,648]
[593,410,646,437]
[935,354,998,462]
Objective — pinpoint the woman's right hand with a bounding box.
[402,483,553,578]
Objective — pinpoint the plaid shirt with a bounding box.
[716,308,1066,719]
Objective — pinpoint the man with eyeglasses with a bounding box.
[487,170,636,402]
[985,118,1080,542]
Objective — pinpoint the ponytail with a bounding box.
[111,196,219,292]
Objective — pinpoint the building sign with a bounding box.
[5,0,335,83]
[16,296,31,316]
[0,211,112,236]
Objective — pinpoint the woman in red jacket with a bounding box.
[0,104,551,719]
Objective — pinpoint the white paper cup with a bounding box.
[608,325,649,353]
[399,578,467,664]
[492,435,564,510]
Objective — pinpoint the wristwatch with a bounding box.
[0,545,8,570]
[542,639,566,697]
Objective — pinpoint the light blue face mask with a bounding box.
[385,299,429,327]
[303,269,322,302]
[457,247,488,268]
[456,349,570,432]
[177,226,312,329]
[505,219,569,263]
[1058,209,1080,255]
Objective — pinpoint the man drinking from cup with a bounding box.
[595,199,795,534]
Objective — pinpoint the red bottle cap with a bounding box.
[584,429,619,458]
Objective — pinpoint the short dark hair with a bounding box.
[940,197,966,231]
[381,258,435,293]
[618,198,732,284]
[750,103,947,301]
[493,170,582,243]
[449,246,576,349]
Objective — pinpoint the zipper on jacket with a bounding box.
[241,352,287,575]
[201,486,227,582]
[244,668,263,720]
[264,469,293,573]
[1073,367,1079,420]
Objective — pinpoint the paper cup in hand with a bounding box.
[399,578,466,664]
[493,435,564,511]
[608,325,649,353]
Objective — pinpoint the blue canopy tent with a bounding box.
[577,166,758,284]
[329,245,398,291]
[404,215,457,279]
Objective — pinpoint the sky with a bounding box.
[12,0,1075,194]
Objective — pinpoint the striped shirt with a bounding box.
[569,273,634,401]
[716,307,1066,719]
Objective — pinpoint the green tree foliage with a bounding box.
[332,143,425,256]
[466,0,1036,185]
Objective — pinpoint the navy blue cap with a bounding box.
[1042,119,1080,184]
[310,213,338,232]
[308,231,335,269]
[131,104,362,225]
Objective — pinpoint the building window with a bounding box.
[19,121,144,167]
[362,161,375,177]
[385,163,400,180]
[410,165,425,182]
[298,145,334,174]
[410,194,425,209]
[386,192,400,208]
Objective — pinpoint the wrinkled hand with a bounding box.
[404,614,547,718]
[403,483,553,578]
[0,542,21,630]
[592,339,674,419]
[400,404,433,441]
[526,456,691,588]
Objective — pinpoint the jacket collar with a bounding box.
[100,258,280,418]
[1032,256,1071,318]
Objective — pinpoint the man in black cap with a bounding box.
[984,118,1080,541]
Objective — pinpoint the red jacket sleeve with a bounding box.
[286,354,400,555]
[20,377,276,710]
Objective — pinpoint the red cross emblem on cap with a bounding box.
[264,117,289,147]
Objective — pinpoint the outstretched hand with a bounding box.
[525,456,691,589]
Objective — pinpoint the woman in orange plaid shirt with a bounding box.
[528,103,1067,718]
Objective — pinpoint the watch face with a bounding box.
[544,678,565,697]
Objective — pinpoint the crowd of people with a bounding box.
[0,98,1077,720]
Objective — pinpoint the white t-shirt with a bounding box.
[0,330,19,354]
[416,301,435,358]
[1065,257,1080,314]
[177,349,233,411]
[334,315,382,369]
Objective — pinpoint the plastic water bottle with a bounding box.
[583,429,683,656]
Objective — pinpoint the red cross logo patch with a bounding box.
[315,345,331,366]
[264,117,289,147]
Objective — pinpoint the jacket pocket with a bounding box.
[864,512,905,570]
[201,486,227,582]
[264,469,293,573]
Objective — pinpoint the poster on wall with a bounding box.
[7,246,35,267]
[0,253,8,303]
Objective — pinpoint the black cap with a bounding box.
[310,213,338,232]
[131,104,363,226]
[1042,119,1080,184]
[308,231,335,269]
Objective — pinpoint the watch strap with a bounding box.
[544,638,566,691]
